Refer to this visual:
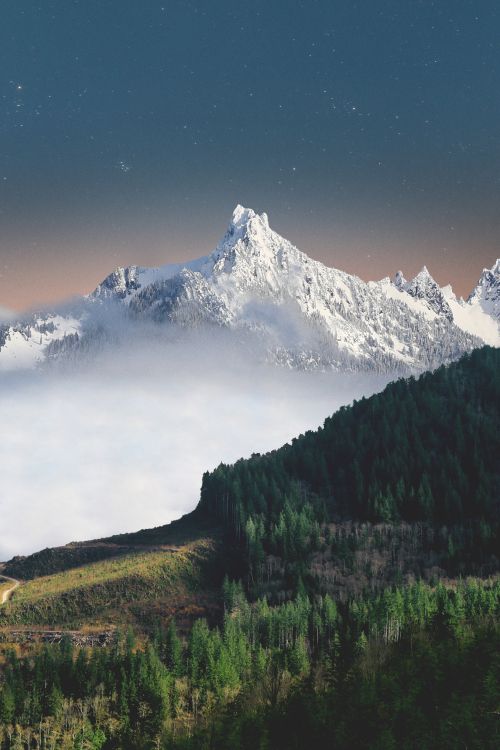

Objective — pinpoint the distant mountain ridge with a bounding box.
[394,266,454,322]
[0,205,498,373]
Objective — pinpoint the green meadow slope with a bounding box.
[0,511,226,631]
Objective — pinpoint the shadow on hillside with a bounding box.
[4,508,222,581]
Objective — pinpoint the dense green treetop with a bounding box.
[201,347,499,530]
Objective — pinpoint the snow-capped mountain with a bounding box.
[0,206,498,373]
[389,261,500,347]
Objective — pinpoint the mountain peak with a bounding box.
[213,205,279,267]
[414,265,433,282]
[467,258,500,319]
[406,266,442,292]
[393,270,407,290]
[401,266,454,321]
[229,204,269,233]
[232,204,254,225]
[92,265,142,300]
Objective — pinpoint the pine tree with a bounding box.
[165,620,183,677]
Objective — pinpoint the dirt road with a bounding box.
[0,574,20,604]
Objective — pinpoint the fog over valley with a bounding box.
[0,334,391,561]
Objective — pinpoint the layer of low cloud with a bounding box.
[0,335,393,561]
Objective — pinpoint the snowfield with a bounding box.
[0,315,81,372]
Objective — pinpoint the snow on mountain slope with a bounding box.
[442,285,499,346]
[399,266,454,322]
[0,206,497,373]
[89,254,211,304]
[467,259,500,321]
[0,315,81,372]
[392,271,407,291]
[388,262,500,347]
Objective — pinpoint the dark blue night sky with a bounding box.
[1,0,499,310]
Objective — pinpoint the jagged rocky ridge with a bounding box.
[467,258,500,320]
[396,266,454,322]
[0,206,498,373]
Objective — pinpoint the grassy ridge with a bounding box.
[0,536,222,630]
[3,544,132,581]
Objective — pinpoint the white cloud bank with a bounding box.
[0,336,393,561]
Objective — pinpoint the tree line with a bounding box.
[200,347,500,581]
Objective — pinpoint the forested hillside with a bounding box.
[1,578,498,749]
[1,348,499,748]
[201,347,500,590]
